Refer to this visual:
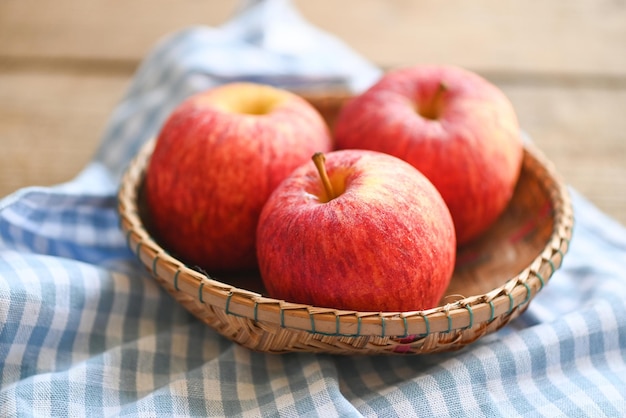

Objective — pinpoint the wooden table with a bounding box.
[1,0,625,225]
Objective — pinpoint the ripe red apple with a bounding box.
[144,82,333,272]
[256,150,456,312]
[334,65,523,245]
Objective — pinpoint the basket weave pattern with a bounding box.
[118,96,574,355]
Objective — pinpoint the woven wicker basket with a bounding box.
[118,93,574,355]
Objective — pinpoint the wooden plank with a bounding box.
[1,70,624,226]
[502,84,626,226]
[294,0,626,76]
[0,0,624,226]
[0,72,129,193]
[0,0,238,61]
[0,0,625,75]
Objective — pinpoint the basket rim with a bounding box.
[118,137,574,340]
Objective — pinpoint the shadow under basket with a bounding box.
[118,94,574,355]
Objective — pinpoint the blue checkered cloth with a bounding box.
[2,1,626,416]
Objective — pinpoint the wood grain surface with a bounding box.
[1,0,624,225]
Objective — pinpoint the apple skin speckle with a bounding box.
[256,149,456,312]
[144,83,333,272]
[334,65,523,246]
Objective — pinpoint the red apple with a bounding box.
[144,82,333,272]
[256,150,456,312]
[334,65,523,245]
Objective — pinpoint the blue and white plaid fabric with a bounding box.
[1,1,626,416]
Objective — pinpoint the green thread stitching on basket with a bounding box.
[126,228,141,263]
[402,316,409,338]
[303,314,364,337]
[295,313,441,339]
[330,315,361,337]
[535,271,545,290]
[280,309,285,328]
[380,317,386,337]
[312,317,363,337]
[507,293,514,314]
[134,242,143,262]
[547,258,556,276]
[223,294,246,318]
[446,313,452,333]
[522,282,532,305]
[253,302,259,322]
[125,230,133,250]
[465,305,474,329]
[198,282,205,304]
[488,301,496,322]
[301,314,410,338]
[151,255,159,275]
[308,324,363,337]
[225,292,233,315]
[554,249,565,274]
[173,270,181,291]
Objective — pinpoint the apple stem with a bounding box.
[421,82,448,120]
[312,152,336,201]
